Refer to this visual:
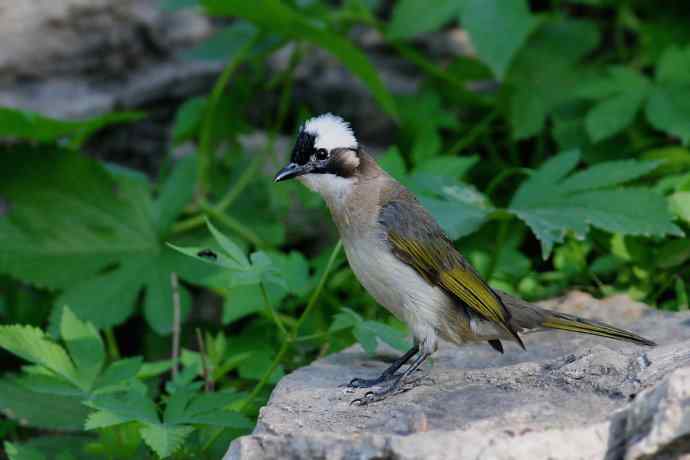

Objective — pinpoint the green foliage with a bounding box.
[2,0,690,457]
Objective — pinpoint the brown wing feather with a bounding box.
[379,193,524,348]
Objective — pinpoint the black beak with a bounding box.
[274,162,309,182]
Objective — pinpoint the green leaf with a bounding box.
[669,191,690,223]
[460,0,538,79]
[202,0,397,118]
[507,18,599,138]
[164,391,251,428]
[580,67,650,142]
[656,45,690,85]
[646,85,690,145]
[4,442,46,460]
[0,107,143,145]
[95,357,143,390]
[86,391,159,428]
[0,379,89,430]
[378,147,407,181]
[387,0,460,40]
[55,260,148,329]
[414,155,478,179]
[359,321,410,352]
[155,155,198,234]
[238,350,284,383]
[510,150,682,258]
[182,22,265,62]
[559,159,660,193]
[143,258,192,335]
[140,424,194,459]
[0,147,158,290]
[414,180,493,240]
[60,307,105,390]
[206,218,250,268]
[160,0,199,11]
[329,308,361,333]
[171,98,206,144]
[0,325,79,387]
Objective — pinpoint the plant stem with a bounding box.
[104,328,120,361]
[485,167,532,200]
[485,220,509,282]
[448,110,498,156]
[261,282,287,337]
[171,273,181,379]
[202,203,268,248]
[196,328,213,392]
[197,36,259,197]
[201,241,343,453]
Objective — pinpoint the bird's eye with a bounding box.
[316,148,328,160]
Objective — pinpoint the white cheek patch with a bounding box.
[298,173,355,206]
[339,149,360,170]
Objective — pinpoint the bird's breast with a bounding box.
[342,234,453,331]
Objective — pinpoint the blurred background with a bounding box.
[1,0,689,458]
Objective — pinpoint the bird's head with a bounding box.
[274,113,361,198]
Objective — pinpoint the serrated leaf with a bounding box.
[656,45,690,85]
[182,22,267,62]
[646,85,690,145]
[140,423,194,459]
[414,155,478,179]
[580,67,650,142]
[55,259,148,329]
[0,107,143,145]
[164,390,250,428]
[84,410,131,430]
[387,0,460,40]
[143,258,192,335]
[95,357,143,390]
[669,191,690,223]
[460,0,538,79]
[559,159,660,193]
[201,0,397,118]
[206,218,250,268]
[508,19,600,138]
[510,150,683,258]
[0,379,89,430]
[378,147,407,181]
[4,442,46,460]
[352,325,378,355]
[60,308,105,390]
[359,321,410,352]
[86,391,159,426]
[0,147,158,290]
[155,155,198,233]
[0,325,79,387]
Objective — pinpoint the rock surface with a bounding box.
[226,292,690,460]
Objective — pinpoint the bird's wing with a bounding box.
[378,195,523,347]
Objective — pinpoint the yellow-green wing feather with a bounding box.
[380,196,523,347]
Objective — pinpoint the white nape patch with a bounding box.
[303,113,358,152]
[298,173,355,207]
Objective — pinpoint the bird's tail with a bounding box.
[496,290,656,347]
[538,310,656,346]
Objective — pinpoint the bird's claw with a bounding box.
[350,390,383,406]
[346,376,384,388]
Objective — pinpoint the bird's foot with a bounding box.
[345,373,396,389]
[350,376,406,406]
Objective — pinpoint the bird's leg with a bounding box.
[347,343,419,388]
[351,351,430,405]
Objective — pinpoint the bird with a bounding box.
[274,113,656,405]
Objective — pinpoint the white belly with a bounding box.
[343,236,452,352]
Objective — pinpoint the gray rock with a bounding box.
[226,292,690,460]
